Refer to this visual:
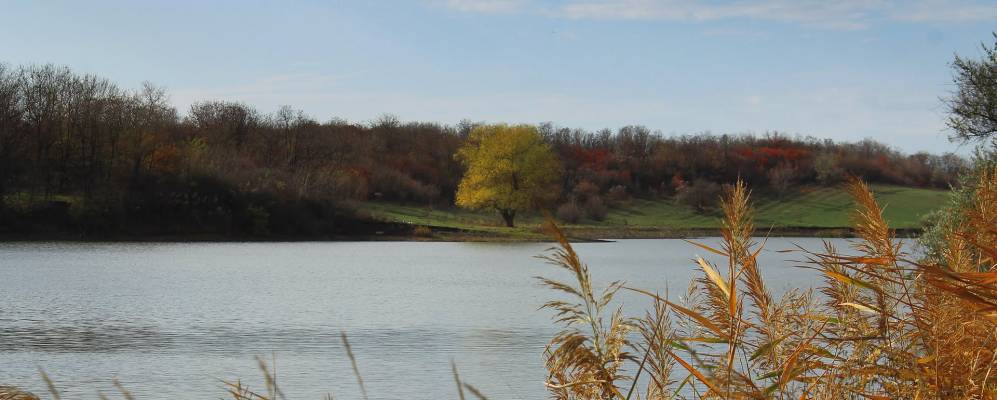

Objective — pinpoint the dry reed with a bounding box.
[539,175,997,399]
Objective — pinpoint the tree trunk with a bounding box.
[499,209,516,227]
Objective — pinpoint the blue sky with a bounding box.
[2,0,996,153]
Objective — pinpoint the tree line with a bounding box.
[0,63,967,236]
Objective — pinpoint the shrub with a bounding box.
[674,179,721,212]
[312,168,368,201]
[412,225,432,237]
[556,201,582,223]
[370,168,440,203]
[814,152,844,184]
[246,205,270,236]
[766,162,797,196]
[572,180,600,202]
[606,185,629,204]
[583,196,607,221]
[919,146,996,261]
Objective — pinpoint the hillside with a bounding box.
[361,185,950,240]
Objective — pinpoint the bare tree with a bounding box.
[0,64,25,206]
[946,32,997,141]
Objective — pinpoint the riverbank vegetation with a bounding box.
[0,63,966,239]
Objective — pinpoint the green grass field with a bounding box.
[359,185,951,240]
[603,185,950,229]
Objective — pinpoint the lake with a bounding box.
[0,238,885,399]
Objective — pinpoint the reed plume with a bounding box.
[539,175,997,399]
[538,220,635,399]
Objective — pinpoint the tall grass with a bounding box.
[540,171,997,399]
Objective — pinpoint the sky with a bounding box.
[2,0,996,154]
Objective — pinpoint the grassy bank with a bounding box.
[361,184,949,240]
[0,184,948,242]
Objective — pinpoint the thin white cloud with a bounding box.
[170,73,345,113]
[558,0,881,30]
[436,0,997,29]
[890,0,997,22]
[437,0,529,14]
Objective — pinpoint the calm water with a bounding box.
[0,238,881,399]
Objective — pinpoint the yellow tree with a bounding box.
[456,124,561,227]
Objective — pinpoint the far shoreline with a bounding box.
[0,226,922,243]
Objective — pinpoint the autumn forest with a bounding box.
[0,63,968,238]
